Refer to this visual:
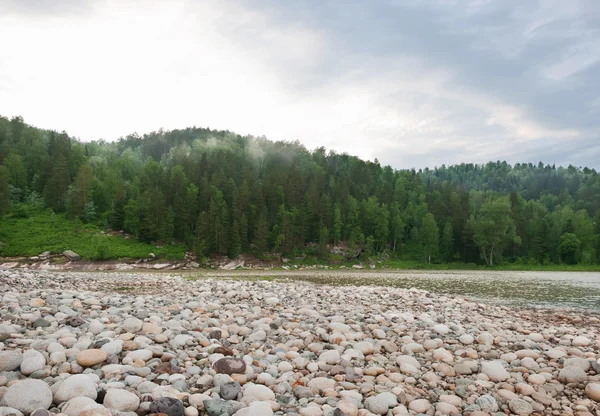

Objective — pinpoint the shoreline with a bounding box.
[1,269,600,415]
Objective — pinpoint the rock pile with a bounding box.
[0,269,599,416]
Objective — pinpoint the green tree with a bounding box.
[332,203,342,245]
[229,219,241,259]
[440,220,454,262]
[420,213,439,263]
[319,227,329,259]
[468,197,520,266]
[558,233,580,264]
[0,166,9,215]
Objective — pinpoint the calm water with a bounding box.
[206,270,600,311]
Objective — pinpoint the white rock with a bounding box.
[19,350,46,375]
[243,384,275,401]
[55,374,98,403]
[2,379,52,414]
[408,399,431,413]
[103,389,140,412]
[481,360,510,382]
[319,350,341,364]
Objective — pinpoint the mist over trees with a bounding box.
[1,115,599,265]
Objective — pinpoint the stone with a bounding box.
[243,384,275,401]
[19,350,45,375]
[220,382,241,400]
[54,374,98,402]
[364,392,396,415]
[233,401,273,416]
[149,398,185,416]
[63,250,81,261]
[203,399,244,416]
[573,336,591,346]
[0,351,23,371]
[475,395,498,412]
[319,349,341,364]
[408,399,430,413]
[509,398,534,415]
[76,349,108,367]
[481,360,510,381]
[103,389,140,412]
[432,324,450,335]
[559,366,588,383]
[0,408,23,416]
[435,402,459,415]
[307,377,335,391]
[213,358,247,375]
[585,383,600,401]
[2,380,53,414]
[62,397,101,416]
[121,317,143,333]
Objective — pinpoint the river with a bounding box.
[201,269,600,311]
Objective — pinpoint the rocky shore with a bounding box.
[1,270,599,416]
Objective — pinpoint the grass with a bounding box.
[0,210,186,261]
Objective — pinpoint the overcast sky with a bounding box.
[1,0,599,169]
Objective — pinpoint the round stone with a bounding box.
[475,395,498,412]
[408,399,431,413]
[220,381,241,400]
[54,374,98,402]
[103,389,140,412]
[76,349,107,367]
[3,380,53,414]
[586,383,600,401]
[509,398,533,415]
[0,351,23,371]
[558,366,587,384]
[243,384,275,401]
[19,350,46,375]
[212,357,247,375]
[62,397,102,416]
[149,397,185,416]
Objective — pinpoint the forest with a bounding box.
[0,114,599,266]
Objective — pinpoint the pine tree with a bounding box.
[229,219,241,259]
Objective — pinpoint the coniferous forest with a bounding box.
[1,115,599,266]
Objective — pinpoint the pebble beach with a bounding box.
[1,269,600,416]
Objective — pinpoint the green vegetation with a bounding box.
[1,114,600,269]
[0,210,185,260]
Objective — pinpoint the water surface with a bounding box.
[205,270,600,311]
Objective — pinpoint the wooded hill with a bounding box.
[1,115,599,265]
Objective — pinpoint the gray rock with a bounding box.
[2,379,52,414]
[0,352,23,372]
[558,366,587,383]
[0,407,24,416]
[476,395,498,412]
[509,398,533,415]
[149,397,184,416]
[31,319,50,328]
[220,381,241,400]
[203,399,244,416]
[62,250,81,261]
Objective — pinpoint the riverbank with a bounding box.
[1,269,600,415]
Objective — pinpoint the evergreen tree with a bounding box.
[420,213,439,263]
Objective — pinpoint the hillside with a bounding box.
[0,115,599,266]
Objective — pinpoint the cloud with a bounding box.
[0,0,598,170]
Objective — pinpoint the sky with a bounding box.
[0,0,599,170]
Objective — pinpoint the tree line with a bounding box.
[1,115,599,265]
